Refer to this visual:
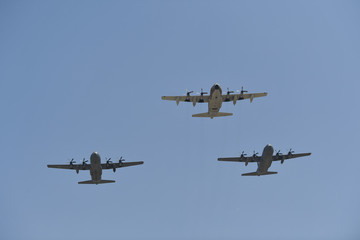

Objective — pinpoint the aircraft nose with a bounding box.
[266,144,273,150]
[90,152,101,161]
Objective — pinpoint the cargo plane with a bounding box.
[161,83,267,118]
[47,152,143,184]
[218,144,311,176]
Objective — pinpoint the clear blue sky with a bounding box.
[1,1,359,239]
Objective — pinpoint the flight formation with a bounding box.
[48,83,311,183]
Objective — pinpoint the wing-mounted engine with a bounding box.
[183,90,197,106]
[68,158,80,174]
[81,158,88,170]
[238,86,248,103]
[240,151,249,166]
[184,90,193,102]
[105,157,112,167]
[196,89,208,103]
[114,156,126,172]
[275,150,284,164]
[224,88,234,102]
[252,151,260,167]
[68,158,76,169]
[284,149,294,164]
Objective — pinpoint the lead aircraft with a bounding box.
[47,152,144,184]
[218,144,311,176]
[161,83,267,118]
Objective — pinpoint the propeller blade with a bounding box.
[200,88,208,95]
[106,157,112,164]
[184,89,193,96]
[241,86,248,94]
[226,88,234,94]
[119,156,125,163]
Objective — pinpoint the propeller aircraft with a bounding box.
[218,144,311,176]
[47,152,143,184]
[161,83,267,118]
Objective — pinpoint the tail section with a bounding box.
[78,180,115,184]
[242,171,278,176]
[192,112,233,118]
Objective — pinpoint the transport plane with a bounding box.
[218,144,311,176]
[47,152,143,184]
[161,83,267,118]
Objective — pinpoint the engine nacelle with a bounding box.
[113,168,116,173]
[281,158,285,164]
[76,169,79,174]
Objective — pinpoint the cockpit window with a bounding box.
[210,84,222,95]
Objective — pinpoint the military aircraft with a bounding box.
[218,144,311,176]
[161,83,267,118]
[47,152,144,184]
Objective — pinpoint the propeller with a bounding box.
[196,88,208,96]
[240,86,248,94]
[241,151,249,166]
[119,156,125,164]
[68,158,76,165]
[288,149,294,155]
[252,151,259,157]
[81,158,88,169]
[280,149,294,164]
[276,150,285,164]
[184,89,193,96]
[240,151,247,158]
[226,88,234,95]
[275,150,282,156]
[105,157,112,167]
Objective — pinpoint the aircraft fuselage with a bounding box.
[208,83,223,114]
[89,152,102,182]
[256,144,274,174]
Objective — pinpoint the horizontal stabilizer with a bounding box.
[192,112,233,118]
[78,180,115,184]
[242,171,278,176]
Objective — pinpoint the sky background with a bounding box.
[1,1,360,239]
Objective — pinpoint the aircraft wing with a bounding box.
[161,95,210,104]
[47,164,91,170]
[218,156,261,163]
[272,153,311,161]
[222,92,267,103]
[101,161,144,169]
